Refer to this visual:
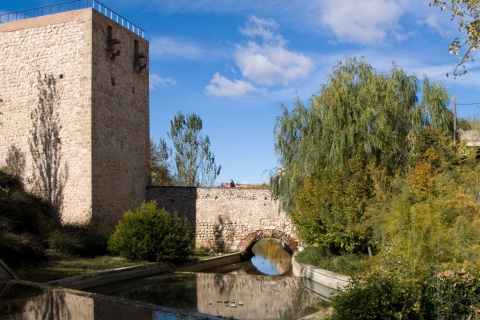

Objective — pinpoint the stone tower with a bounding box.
[0,6,149,231]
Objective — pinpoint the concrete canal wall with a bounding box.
[293,260,350,300]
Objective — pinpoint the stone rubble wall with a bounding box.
[147,187,297,252]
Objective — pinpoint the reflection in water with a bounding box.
[90,272,325,320]
[251,238,292,276]
[0,280,226,320]
[1,241,327,320]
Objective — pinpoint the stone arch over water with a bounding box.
[237,229,298,254]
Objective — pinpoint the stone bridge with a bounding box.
[147,187,298,253]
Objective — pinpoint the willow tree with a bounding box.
[272,57,452,252]
[160,112,221,187]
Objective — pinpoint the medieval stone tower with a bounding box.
[0,4,149,232]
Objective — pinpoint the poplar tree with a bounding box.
[159,112,221,187]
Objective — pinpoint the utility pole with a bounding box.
[453,95,457,143]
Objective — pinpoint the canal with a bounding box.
[0,238,331,319]
[87,238,329,319]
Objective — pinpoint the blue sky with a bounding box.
[3,0,480,185]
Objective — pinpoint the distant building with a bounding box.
[0,3,149,232]
[458,129,480,147]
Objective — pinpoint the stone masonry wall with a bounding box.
[0,9,149,231]
[147,187,297,252]
[90,10,149,231]
[0,10,94,224]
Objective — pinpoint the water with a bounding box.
[0,239,329,319]
[87,238,328,319]
[89,271,326,319]
[250,238,293,276]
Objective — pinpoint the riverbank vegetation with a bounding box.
[274,57,480,318]
[0,170,106,268]
[0,170,200,282]
[108,200,193,263]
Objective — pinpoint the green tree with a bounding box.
[149,139,175,186]
[430,0,480,76]
[272,57,452,252]
[160,112,221,187]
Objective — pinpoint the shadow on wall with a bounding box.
[213,214,234,253]
[28,73,68,220]
[4,145,26,182]
[146,186,197,245]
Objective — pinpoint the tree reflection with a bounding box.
[251,238,292,275]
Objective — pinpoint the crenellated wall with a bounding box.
[147,187,298,252]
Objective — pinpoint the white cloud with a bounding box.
[204,15,314,97]
[239,15,283,44]
[205,72,265,97]
[150,36,204,60]
[150,73,176,90]
[320,0,403,45]
[235,16,314,86]
[236,42,314,86]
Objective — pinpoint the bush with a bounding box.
[108,201,193,262]
[330,271,419,320]
[0,170,22,191]
[0,190,52,236]
[420,270,480,319]
[0,232,45,267]
[47,224,108,257]
[330,269,480,319]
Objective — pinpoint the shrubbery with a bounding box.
[47,224,107,257]
[330,269,480,319]
[0,232,45,267]
[330,271,419,319]
[108,201,193,262]
[295,246,371,276]
[0,169,108,266]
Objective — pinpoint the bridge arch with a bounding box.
[238,229,298,254]
[147,187,298,252]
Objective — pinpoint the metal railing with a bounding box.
[0,0,144,38]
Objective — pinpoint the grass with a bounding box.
[13,249,221,283]
[13,250,142,283]
[295,247,372,276]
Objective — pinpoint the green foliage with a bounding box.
[149,139,176,186]
[331,271,419,320]
[272,57,452,255]
[47,224,108,257]
[158,112,221,187]
[0,232,45,268]
[0,170,22,191]
[330,269,480,319]
[420,269,480,319]
[430,0,480,76]
[293,150,373,252]
[108,201,193,262]
[0,188,52,236]
[373,127,480,274]
[295,247,371,276]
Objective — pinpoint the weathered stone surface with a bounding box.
[0,9,149,232]
[147,187,298,252]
